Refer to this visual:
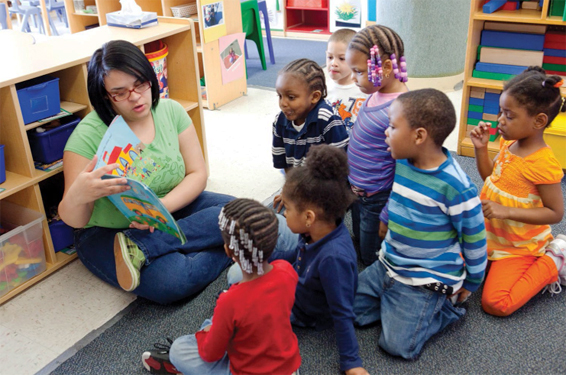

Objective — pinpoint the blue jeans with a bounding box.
[170,319,232,375]
[75,191,235,304]
[354,261,465,360]
[227,214,299,285]
[351,190,391,266]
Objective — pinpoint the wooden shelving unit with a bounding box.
[458,0,566,160]
[63,0,247,110]
[0,17,205,304]
[284,1,331,37]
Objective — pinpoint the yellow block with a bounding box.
[545,112,566,169]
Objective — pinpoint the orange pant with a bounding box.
[482,255,558,317]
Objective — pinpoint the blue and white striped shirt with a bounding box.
[272,100,349,169]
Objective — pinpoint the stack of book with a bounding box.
[473,21,545,81]
[467,87,502,142]
[542,27,566,78]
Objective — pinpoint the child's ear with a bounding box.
[382,58,393,77]
[224,244,233,259]
[305,209,316,227]
[311,90,322,104]
[534,112,549,129]
[414,127,428,145]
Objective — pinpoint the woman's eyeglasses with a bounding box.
[107,81,151,102]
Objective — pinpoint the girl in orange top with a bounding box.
[471,66,566,317]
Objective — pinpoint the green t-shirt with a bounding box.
[65,99,192,229]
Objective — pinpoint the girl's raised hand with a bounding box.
[470,121,491,149]
[71,156,130,205]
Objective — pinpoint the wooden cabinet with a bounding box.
[458,0,566,160]
[285,0,331,36]
[0,17,204,304]
[63,0,247,110]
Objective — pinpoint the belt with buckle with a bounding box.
[423,282,454,295]
[351,185,378,197]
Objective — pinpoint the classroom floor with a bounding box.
[1,15,464,375]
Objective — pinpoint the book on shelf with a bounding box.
[94,116,186,244]
[34,159,63,171]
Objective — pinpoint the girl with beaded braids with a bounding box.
[471,67,566,317]
[345,24,409,266]
[162,199,301,375]
[272,58,349,212]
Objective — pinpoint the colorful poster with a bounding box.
[218,33,246,85]
[202,0,227,44]
[330,0,363,32]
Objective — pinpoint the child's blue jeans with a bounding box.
[354,261,466,360]
[170,319,232,375]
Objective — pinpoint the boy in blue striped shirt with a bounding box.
[353,89,487,360]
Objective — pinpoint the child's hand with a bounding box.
[481,199,510,220]
[129,221,155,233]
[450,288,471,304]
[379,221,388,240]
[345,367,370,375]
[470,121,491,149]
[202,324,212,332]
[273,194,284,213]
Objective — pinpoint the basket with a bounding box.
[171,3,197,18]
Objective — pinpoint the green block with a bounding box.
[473,70,516,81]
[550,0,565,17]
[542,63,566,72]
[469,104,484,112]
[467,118,481,126]
[489,133,500,142]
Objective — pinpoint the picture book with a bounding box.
[94,116,186,244]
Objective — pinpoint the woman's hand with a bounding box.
[128,221,155,233]
[470,121,491,149]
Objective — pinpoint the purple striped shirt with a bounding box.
[347,95,396,194]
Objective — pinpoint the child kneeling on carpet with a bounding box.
[272,58,349,212]
[354,89,488,360]
[142,199,301,375]
[471,67,566,317]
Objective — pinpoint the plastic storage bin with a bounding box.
[0,202,46,298]
[28,115,81,164]
[48,220,74,253]
[16,76,61,125]
[544,112,566,169]
[171,3,197,17]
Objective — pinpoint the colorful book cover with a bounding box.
[95,116,186,244]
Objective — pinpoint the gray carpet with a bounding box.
[51,153,566,375]
[245,37,328,89]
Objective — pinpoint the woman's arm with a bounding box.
[58,152,129,228]
[160,125,208,213]
[482,182,564,225]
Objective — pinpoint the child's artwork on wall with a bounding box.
[330,0,363,32]
[218,33,245,85]
[260,0,284,31]
[202,0,226,43]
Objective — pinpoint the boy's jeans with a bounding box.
[170,319,232,375]
[354,261,466,360]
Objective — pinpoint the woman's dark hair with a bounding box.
[219,199,279,269]
[348,24,405,62]
[279,58,327,99]
[283,145,355,223]
[503,66,566,127]
[87,40,160,126]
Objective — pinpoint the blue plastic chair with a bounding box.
[0,3,8,29]
[9,0,45,34]
[24,0,67,35]
[257,0,275,64]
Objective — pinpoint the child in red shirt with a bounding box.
[142,198,301,375]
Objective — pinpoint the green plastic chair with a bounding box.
[241,0,267,71]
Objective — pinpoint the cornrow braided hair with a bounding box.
[280,58,327,99]
[503,66,566,127]
[218,199,279,275]
[348,24,405,63]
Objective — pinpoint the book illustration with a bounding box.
[95,116,186,244]
[35,159,63,171]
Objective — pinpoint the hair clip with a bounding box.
[367,45,383,87]
[554,79,564,88]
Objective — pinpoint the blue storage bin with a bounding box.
[48,220,74,253]
[28,115,80,164]
[16,76,61,124]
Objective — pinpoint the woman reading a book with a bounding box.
[58,40,235,304]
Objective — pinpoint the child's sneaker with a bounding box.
[543,234,566,296]
[114,232,146,291]
[142,338,180,374]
